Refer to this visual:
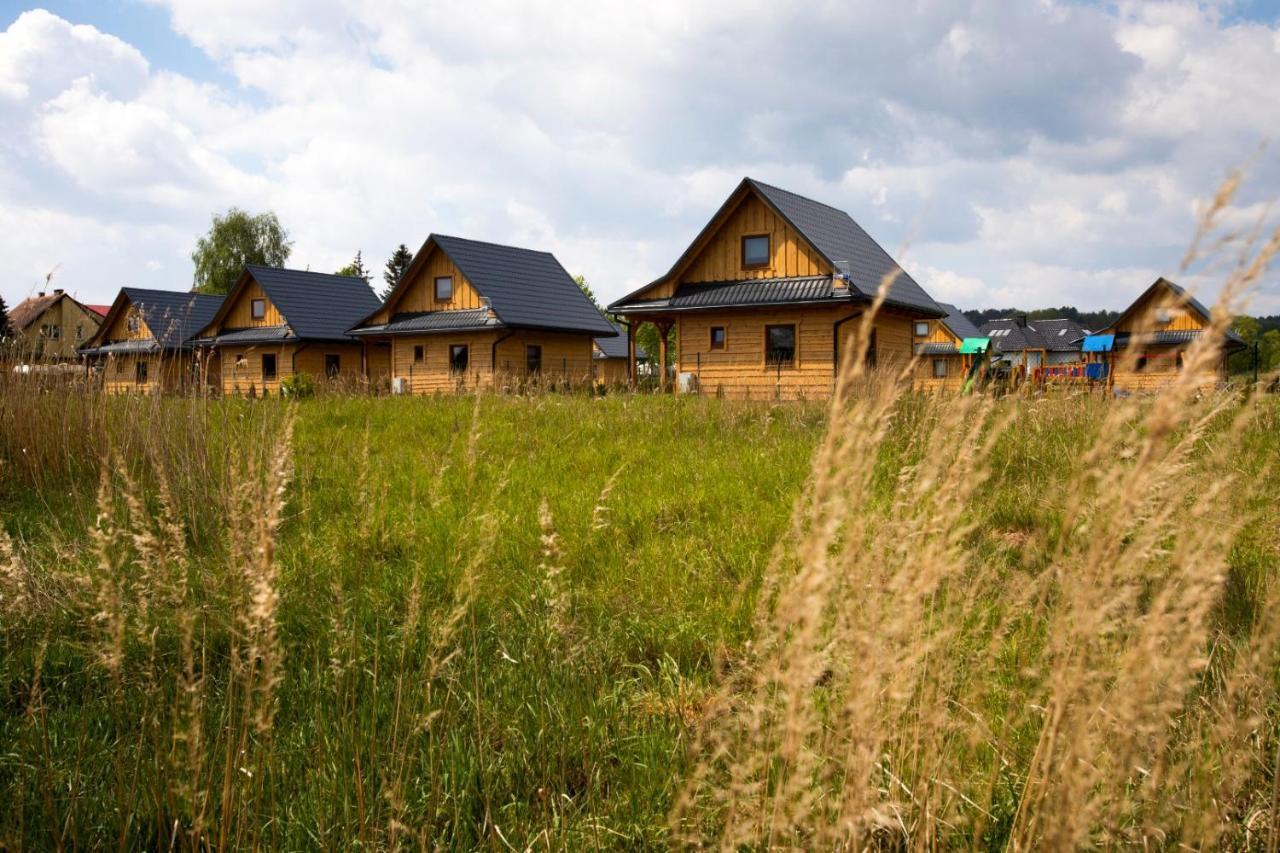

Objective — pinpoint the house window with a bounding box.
[435,276,453,302]
[413,344,424,364]
[136,360,148,384]
[76,325,84,341]
[127,313,140,333]
[933,358,947,378]
[742,235,770,267]
[866,328,878,368]
[449,344,469,373]
[710,326,726,350]
[325,354,340,378]
[526,344,542,374]
[115,358,124,375]
[251,298,266,320]
[50,324,60,340]
[914,321,930,337]
[235,354,247,368]
[765,324,796,367]
[262,353,277,381]
[1135,354,1148,372]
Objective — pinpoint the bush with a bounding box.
[281,373,315,398]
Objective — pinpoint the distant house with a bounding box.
[980,316,1089,380]
[193,266,382,396]
[7,289,108,361]
[593,324,647,386]
[913,303,987,391]
[607,177,944,399]
[1085,277,1244,392]
[80,288,224,394]
[349,235,616,394]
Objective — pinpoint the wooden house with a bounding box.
[1087,277,1244,392]
[79,288,223,394]
[606,178,944,399]
[194,266,382,396]
[7,289,109,361]
[349,235,617,394]
[593,324,647,387]
[980,316,1089,382]
[913,303,987,391]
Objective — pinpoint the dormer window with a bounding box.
[742,235,770,268]
[251,298,266,320]
[435,276,453,302]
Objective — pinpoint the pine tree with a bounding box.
[336,250,370,282]
[381,244,414,300]
[0,293,11,341]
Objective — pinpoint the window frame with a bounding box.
[324,353,340,379]
[741,234,770,268]
[250,298,266,321]
[710,326,726,350]
[261,352,277,381]
[764,324,797,368]
[526,344,542,374]
[136,359,148,384]
[933,358,948,378]
[449,344,469,373]
[434,276,454,303]
[914,321,930,337]
[50,324,60,341]
[412,344,425,364]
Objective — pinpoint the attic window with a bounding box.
[914,322,929,337]
[251,298,266,320]
[127,313,140,333]
[435,276,453,302]
[742,235,770,267]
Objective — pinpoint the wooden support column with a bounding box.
[656,319,672,393]
[626,319,637,389]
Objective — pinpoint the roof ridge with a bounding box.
[747,178,850,217]
[433,233,555,257]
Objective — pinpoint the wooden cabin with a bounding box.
[607,178,944,399]
[593,325,647,387]
[913,303,987,392]
[1088,277,1244,392]
[79,288,223,394]
[980,316,1089,383]
[7,289,108,362]
[349,235,616,394]
[194,266,382,396]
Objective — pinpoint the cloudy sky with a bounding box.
[1,0,1278,315]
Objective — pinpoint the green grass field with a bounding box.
[2,387,1278,849]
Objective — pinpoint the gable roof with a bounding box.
[203,266,381,342]
[85,304,110,317]
[936,302,982,340]
[609,177,943,317]
[87,288,224,351]
[980,317,1089,353]
[1101,277,1242,342]
[8,293,60,331]
[354,235,616,337]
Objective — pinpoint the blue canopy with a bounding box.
[1082,334,1115,353]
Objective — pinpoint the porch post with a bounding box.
[656,320,671,393]
[626,319,637,389]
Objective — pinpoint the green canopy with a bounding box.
[959,337,990,354]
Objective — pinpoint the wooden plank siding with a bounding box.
[674,305,915,400]
[103,305,154,342]
[912,318,969,392]
[1103,282,1228,392]
[368,248,484,325]
[220,342,363,396]
[101,351,219,395]
[682,193,830,284]
[386,330,595,394]
[594,357,630,386]
[223,280,285,329]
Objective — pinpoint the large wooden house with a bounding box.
[348,235,616,393]
[79,288,223,394]
[194,266,382,396]
[7,289,109,361]
[1085,277,1244,392]
[913,303,987,392]
[607,178,944,399]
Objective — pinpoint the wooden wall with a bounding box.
[219,342,363,396]
[223,279,285,329]
[103,303,153,342]
[673,305,915,400]
[594,357,630,386]
[386,330,595,394]
[18,297,104,360]
[101,351,217,395]
[493,331,594,382]
[911,319,967,391]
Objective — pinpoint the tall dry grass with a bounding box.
[671,175,1280,848]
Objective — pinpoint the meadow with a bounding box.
[1,365,1278,849]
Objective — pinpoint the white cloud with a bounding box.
[0,1,1277,318]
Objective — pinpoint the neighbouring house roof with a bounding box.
[593,323,647,360]
[609,177,944,317]
[1102,278,1245,348]
[980,317,1089,353]
[8,293,59,331]
[919,342,961,355]
[85,288,225,353]
[936,302,983,340]
[355,235,617,338]
[199,267,381,343]
[86,304,111,317]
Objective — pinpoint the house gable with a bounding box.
[220,277,285,330]
[102,297,154,342]
[368,241,485,325]
[1103,278,1209,336]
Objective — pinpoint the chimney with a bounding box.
[54,288,64,295]
[38,291,45,297]
[1016,314,1028,327]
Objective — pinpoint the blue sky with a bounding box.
[1,0,1278,315]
